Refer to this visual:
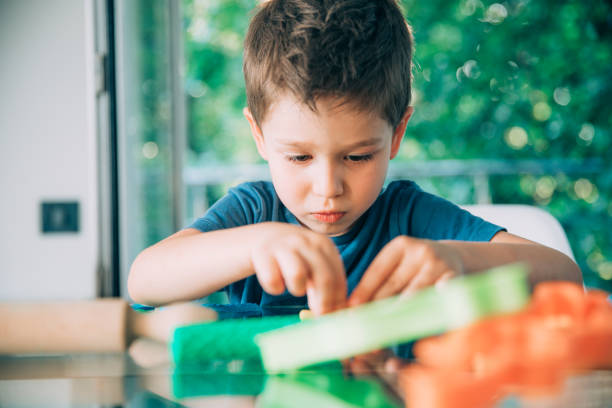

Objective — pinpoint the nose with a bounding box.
[312,159,344,198]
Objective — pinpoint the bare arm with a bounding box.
[444,231,583,287]
[127,222,347,313]
[128,225,264,306]
[349,231,582,306]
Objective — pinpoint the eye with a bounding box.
[287,154,311,162]
[345,154,373,162]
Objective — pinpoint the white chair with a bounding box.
[462,204,575,262]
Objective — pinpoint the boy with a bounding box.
[128,0,581,316]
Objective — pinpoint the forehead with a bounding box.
[260,94,392,146]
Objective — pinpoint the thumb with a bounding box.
[306,281,323,316]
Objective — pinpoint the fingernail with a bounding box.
[435,280,446,289]
[399,290,414,299]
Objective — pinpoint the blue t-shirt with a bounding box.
[189,180,504,307]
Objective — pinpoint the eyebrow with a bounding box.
[275,137,384,149]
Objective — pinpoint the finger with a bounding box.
[251,250,285,295]
[305,265,337,315]
[348,241,404,306]
[356,349,390,366]
[383,357,404,374]
[348,356,371,376]
[301,245,346,314]
[274,248,308,297]
[306,281,322,316]
[371,255,419,301]
[314,240,348,309]
[404,266,455,295]
[434,271,455,289]
[349,349,392,376]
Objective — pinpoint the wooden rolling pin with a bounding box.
[0,299,217,354]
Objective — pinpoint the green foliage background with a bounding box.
[180,0,612,290]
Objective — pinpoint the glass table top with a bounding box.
[0,351,405,408]
[3,343,612,407]
[2,304,611,407]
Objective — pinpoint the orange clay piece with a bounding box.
[400,363,564,408]
[401,281,612,408]
[400,365,503,408]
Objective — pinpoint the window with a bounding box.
[114,0,612,293]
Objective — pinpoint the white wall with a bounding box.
[0,0,99,300]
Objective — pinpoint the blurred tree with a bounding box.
[180,0,612,290]
[183,0,254,165]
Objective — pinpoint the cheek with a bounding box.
[353,162,388,202]
[269,161,305,204]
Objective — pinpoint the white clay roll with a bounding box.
[0,299,130,353]
[0,299,218,354]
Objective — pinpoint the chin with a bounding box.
[304,223,335,235]
[322,225,350,237]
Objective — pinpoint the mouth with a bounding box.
[311,212,346,223]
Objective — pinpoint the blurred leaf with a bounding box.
[176,0,612,291]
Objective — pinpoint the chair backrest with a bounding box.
[461,204,575,261]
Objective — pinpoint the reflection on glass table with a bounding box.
[2,349,612,408]
[2,291,612,408]
[0,351,402,408]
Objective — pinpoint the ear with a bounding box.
[243,107,268,161]
[390,106,414,159]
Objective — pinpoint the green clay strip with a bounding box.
[255,263,529,372]
[171,314,300,365]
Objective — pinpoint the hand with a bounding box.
[348,236,463,306]
[344,349,403,376]
[250,223,347,315]
[344,349,405,397]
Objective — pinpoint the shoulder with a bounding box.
[189,181,278,231]
[383,180,504,241]
[379,179,424,208]
[383,179,422,196]
[383,179,462,222]
[359,180,424,236]
[384,180,461,212]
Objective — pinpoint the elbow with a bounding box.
[126,273,142,306]
[527,246,583,289]
[127,250,157,306]
[554,250,583,286]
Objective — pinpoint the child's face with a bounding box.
[245,95,412,236]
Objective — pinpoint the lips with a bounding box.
[311,212,345,223]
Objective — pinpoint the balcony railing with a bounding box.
[182,158,604,222]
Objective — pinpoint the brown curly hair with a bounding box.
[243,0,414,128]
